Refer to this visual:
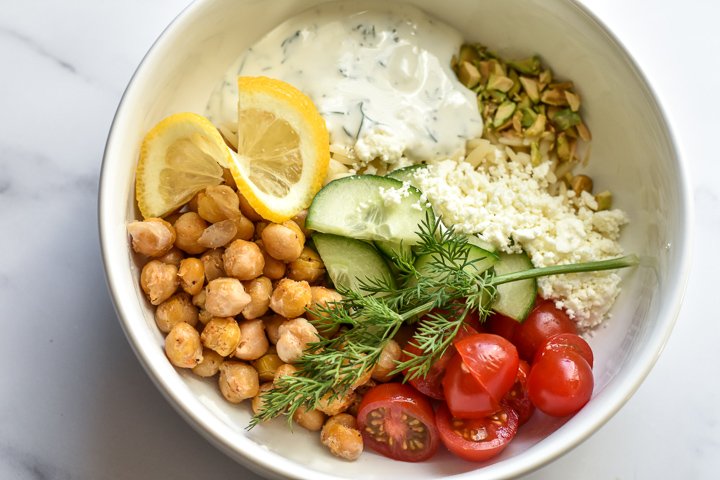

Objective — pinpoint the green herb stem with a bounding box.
[492,254,639,285]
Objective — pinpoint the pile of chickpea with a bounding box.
[128,179,402,461]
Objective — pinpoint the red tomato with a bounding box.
[436,403,519,462]
[527,350,594,417]
[403,323,478,400]
[485,312,519,342]
[515,300,577,361]
[534,333,594,368]
[442,334,519,418]
[501,360,534,426]
[357,383,440,462]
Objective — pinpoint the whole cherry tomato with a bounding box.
[514,300,577,361]
[527,350,593,417]
[533,332,594,368]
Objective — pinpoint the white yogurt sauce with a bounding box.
[206,1,483,165]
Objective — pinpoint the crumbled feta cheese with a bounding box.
[411,150,629,329]
[354,126,406,166]
[378,181,412,206]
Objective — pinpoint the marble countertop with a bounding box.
[1,0,717,478]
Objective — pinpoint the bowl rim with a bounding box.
[98,0,693,478]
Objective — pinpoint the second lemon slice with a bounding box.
[228,76,330,222]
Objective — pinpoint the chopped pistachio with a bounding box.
[512,110,523,132]
[459,44,481,64]
[486,89,507,102]
[538,68,553,88]
[518,95,531,110]
[519,76,540,103]
[571,174,593,196]
[549,81,575,90]
[478,60,492,82]
[595,190,613,210]
[576,121,592,141]
[492,60,506,77]
[459,61,481,88]
[530,141,542,166]
[551,108,582,131]
[493,101,517,128]
[487,74,514,92]
[540,89,569,106]
[524,113,547,137]
[565,91,581,112]
[507,55,541,75]
[520,107,538,128]
[556,133,571,162]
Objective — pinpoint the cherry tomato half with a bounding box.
[436,402,519,462]
[357,383,440,462]
[514,300,577,361]
[533,333,594,368]
[527,350,594,417]
[442,334,519,418]
[403,323,478,400]
[501,359,534,426]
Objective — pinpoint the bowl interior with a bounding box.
[100,0,690,478]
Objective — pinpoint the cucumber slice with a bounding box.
[413,242,498,283]
[313,233,396,293]
[307,175,430,244]
[467,235,498,254]
[491,252,537,321]
[375,240,414,264]
[386,164,428,188]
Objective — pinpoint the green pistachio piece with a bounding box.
[487,90,507,102]
[487,74,514,92]
[551,108,581,131]
[524,113,547,137]
[459,61,481,88]
[493,101,517,128]
[519,76,540,103]
[459,44,481,64]
[576,121,592,141]
[507,55,541,75]
[508,69,521,98]
[595,191,612,210]
[556,133,571,162]
[518,95,531,110]
[520,107,537,128]
[531,141,542,166]
[512,110,523,132]
[538,68,553,88]
[571,174,593,196]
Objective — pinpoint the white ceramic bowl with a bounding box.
[99,0,692,478]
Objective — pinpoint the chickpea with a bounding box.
[187,191,202,212]
[322,413,357,435]
[252,352,285,382]
[223,239,265,280]
[127,218,176,257]
[317,389,356,416]
[269,279,312,319]
[257,240,286,280]
[238,193,262,221]
[204,277,251,317]
[201,317,242,356]
[234,318,269,361]
[292,210,309,236]
[173,212,208,254]
[165,322,203,368]
[293,406,326,431]
[321,421,363,461]
[157,246,184,266]
[192,348,224,377]
[197,219,237,248]
[155,292,198,333]
[276,317,319,364]
[307,286,343,336]
[192,289,206,308]
[230,214,255,241]
[205,185,241,219]
[242,276,272,319]
[200,248,225,282]
[178,258,205,295]
[273,363,298,383]
[218,362,259,403]
[371,339,401,382]
[261,221,305,262]
[140,260,178,305]
[196,191,224,223]
[287,247,325,283]
[263,314,287,345]
[346,380,377,417]
[251,382,274,416]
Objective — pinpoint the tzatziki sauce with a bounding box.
[206,1,483,166]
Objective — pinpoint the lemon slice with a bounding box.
[228,76,330,222]
[135,112,229,218]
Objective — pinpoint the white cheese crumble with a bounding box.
[411,150,629,330]
[378,181,412,206]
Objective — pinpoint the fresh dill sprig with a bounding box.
[249,211,639,428]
